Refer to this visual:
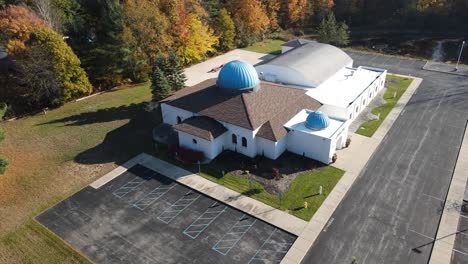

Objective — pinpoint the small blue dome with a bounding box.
[306,111,330,130]
[217,60,260,92]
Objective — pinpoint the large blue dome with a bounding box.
[217,60,260,92]
[306,111,330,130]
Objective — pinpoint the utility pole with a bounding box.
[455,41,465,71]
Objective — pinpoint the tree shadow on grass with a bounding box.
[40,102,161,165]
[39,103,144,127]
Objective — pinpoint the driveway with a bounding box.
[302,52,468,263]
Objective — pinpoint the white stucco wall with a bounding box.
[178,131,225,160]
[161,103,194,125]
[287,130,333,164]
[346,70,387,121]
[256,136,287,160]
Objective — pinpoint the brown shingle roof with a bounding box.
[173,116,227,141]
[165,78,322,141]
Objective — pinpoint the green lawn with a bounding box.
[243,39,285,55]
[199,166,345,221]
[0,83,155,263]
[356,75,413,137]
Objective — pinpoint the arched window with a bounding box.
[242,137,247,147]
[192,139,197,144]
[177,116,182,124]
[232,134,237,144]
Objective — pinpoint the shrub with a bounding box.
[272,168,280,180]
[332,153,338,163]
[0,102,6,119]
[346,137,351,148]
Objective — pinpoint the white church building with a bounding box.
[160,40,387,164]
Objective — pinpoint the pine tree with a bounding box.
[151,66,172,102]
[87,0,126,88]
[318,17,330,43]
[326,12,337,44]
[337,22,350,46]
[167,51,186,91]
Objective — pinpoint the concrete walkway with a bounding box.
[281,76,423,264]
[430,122,468,264]
[423,61,468,77]
[184,49,276,86]
[90,153,307,236]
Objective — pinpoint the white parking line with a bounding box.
[409,229,433,240]
[453,248,468,256]
[422,193,445,202]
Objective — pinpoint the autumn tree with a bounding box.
[121,0,173,81]
[214,8,235,52]
[262,0,281,30]
[174,7,218,64]
[224,0,269,47]
[0,5,47,53]
[285,0,308,25]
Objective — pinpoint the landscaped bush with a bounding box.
[332,153,338,163]
[272,168,280,181]
[0,103,6,120]
[346,137,351,148]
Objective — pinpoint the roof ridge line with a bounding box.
[240,94,254,129]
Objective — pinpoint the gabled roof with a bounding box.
[165,79,321,132]
[282,39,313,48]
[173,116,227,141]
[256,41,353,87]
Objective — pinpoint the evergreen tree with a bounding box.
[336,22,350,46]
[215,8,235,52]
[86,0,126,89]
[317,17,330,43]
[326,12,337,43]
[151,66,172,102]
[167,51,186,91]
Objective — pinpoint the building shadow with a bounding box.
[40,102,160,166]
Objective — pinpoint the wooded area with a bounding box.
[1,0,467,117]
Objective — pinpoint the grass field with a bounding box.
[198,166,345,221]
[243,39,285,55]
[356,75,413,137]
[0,83,155,263]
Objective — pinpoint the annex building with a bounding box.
[160,40,387,164]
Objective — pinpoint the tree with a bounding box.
[336,21,349,46]
[224,0,269,47]
[214,8,235,52]
[262,0,281,30]
[0,5,48,53]
[286,0,308,25]
[85,0,126,89]
[167,52,186,91]
[174,8,218,64]
[31,0,62,31]
[151,66,172,102]
[0,102,8,175]
[27,27,92,103]
[318,12,338,44]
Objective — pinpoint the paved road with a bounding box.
[302,52,468,264]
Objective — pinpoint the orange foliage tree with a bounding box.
[224,0,269,46]
[0,5,48,54]
[286,0,309,25]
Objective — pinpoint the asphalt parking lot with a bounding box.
[302,51,468,264]
[36,164,296,264]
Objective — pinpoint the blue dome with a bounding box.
[217,60,260,92]
[306,111,330,130]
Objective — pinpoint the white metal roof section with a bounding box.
[306,66,383,108]
[256,41,353,88]
[284,110,346,139]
